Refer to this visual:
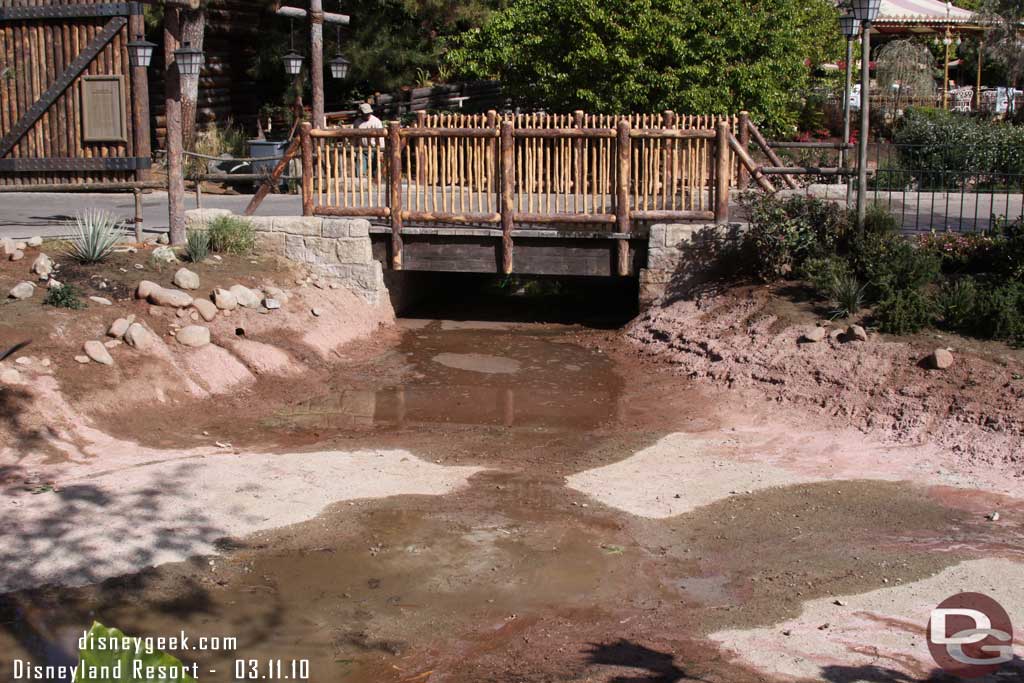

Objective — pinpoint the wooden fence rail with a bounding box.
[301,116,735,276]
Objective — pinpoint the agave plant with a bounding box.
[185,229,210,263]
[66,209,125,263]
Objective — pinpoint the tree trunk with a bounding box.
[165,8,187,246]
[309,0,325,128]
[180,5,206,151]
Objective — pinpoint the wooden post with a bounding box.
[133,188,144,242]
[572,109,584,200]
[500,121,515,274]
[388,121,403,270]
[415,110,426,186]
[976,38,984,111]
[164,7,186,245]
[300,122,313,216]
[244,137,301,215]
[737,111,751,190]
[715,120,730,224]
[615,118,631,276]
[309,0,325,128]
[129,6,151,181]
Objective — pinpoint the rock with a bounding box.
[264,286,289,304]
[108,318,131,338]
[8,282,35,300]
[9,249,24,261]
[176,325,210,348]
[27,236,43,248]
[173,267,200,290]
[192,298,218,322]
[176,307,190,319]
[104,339,122,349]
[88,296,112,306]
[40,358,50,367]
[157,233,169,245]
[136,280,161,299]
[847,325,868,342]
[212,288,238,311]
[14,242,26,251]
[311,307,322,317]
[124,322,158,351]
[263,298,281,310]
[31,253,52,279]
[189,310,200,321]
[986,511,1000,522]
[150,245,178,264]
[149,286,194,308]
[47,278,62,289]
[929,348,954,370]
[15,357,32,366]
[802,327,827,343]
[0,368,21,384]
[229,284,261,308]
[1,237,14,255]
[134,263,145,271]
[74,355,90,364]
[83,340,114,366]
[833,599,848,607]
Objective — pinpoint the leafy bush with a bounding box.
[743,195,848,281]
[828,275,868,320]
[65,209,125,263]
[850,229,940,301]
[43,283,85,310]
[207,216,255,254]
[917,230,999,275]
[969,282,1024,342]
[76,621,196,683]
[874,288,936,335]
[935,277,979,331]
[185,229,210,263]
[991,217,1024,281]
[803,255,852,295]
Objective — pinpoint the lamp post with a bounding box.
[942,29,954,109]
[839,14,860,205]
[127,35,156,68]
[851,0,881,225]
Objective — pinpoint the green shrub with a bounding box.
[969,282,1024,342]
[185,229,210,263]
[742,195,848,281]
[207,215,255,254]
[861,202,901,236]
[43,283,85,310]
[828,275,867,320]
[935,277,979,331]
[917,230,999,275]
[802,255,852,295]
[991,217,1024,282]
[65,209,125,263]
[874,288,936,335]
[850,229,940,300]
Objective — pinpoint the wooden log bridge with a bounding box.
[300,113,740,278]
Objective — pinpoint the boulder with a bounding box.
[212,288,238,311]
[136,280,161,299]
[88,296,112,306]
[176,325,210,348]
[26,236,43,248]
[229,284,261,308]
[157,233,169,245]
[108,318,132,338]
[31,253,52,279]
[802,327,827,343]
[192,298,218,322]
[8,282,35,300]
[149,287,194,308]
[9,249,24,262]
[0,368,21,383]
[1,237,15,255]
[847,325,868,342]
[929,348,954,370]
[150,245,178,264]
[83,340,114,366]
[47,278,62,290]
[173,267,200,290]
[124,323,158,351]
[263,298,281,310]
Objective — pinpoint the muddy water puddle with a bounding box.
[1,320,1017,682]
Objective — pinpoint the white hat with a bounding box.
[358,103,373,115]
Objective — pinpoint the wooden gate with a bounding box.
[0,0,151,186]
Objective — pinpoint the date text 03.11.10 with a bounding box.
[234,659,310,680]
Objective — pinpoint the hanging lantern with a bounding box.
[127,35,156,68]
[283,51,304,76]
[838,15,861,39]
[329,54,351,80]
[850,0,881,23]
[173,41,204,77]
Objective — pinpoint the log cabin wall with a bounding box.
[0,0,148,186]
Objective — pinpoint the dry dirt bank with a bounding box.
[627,285,1024,482]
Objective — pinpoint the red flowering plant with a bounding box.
[917,230,998,275]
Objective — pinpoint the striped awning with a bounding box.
[874,0,976,26]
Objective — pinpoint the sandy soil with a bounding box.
[627,285,1024,482]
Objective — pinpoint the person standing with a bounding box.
[355,103,384,178]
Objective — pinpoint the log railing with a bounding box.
[301,117,733,275]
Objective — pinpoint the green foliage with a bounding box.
[43,284,85,310]
[185,230,210,263]
[828,275,868,320]
[892,108,1024,187]
[743,195,848,281]
[971,282,1024,342]
[935,277,979,330]
[207,216,255,255]
[803,255,852,295]
[445,0,842,134]
[66,209,125,264]
[74,621,196,683]
[874,288,937,335]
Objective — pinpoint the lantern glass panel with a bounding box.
[283,52,304,76]
[128,38,156,68]
[330,55,350,80]
[851,0,881,22]
[174,42,204,77]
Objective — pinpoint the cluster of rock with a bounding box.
[5,236,55,300]
[800,324,956,371]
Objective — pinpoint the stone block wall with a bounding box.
[185,209,385,304]
[640,222,747,307]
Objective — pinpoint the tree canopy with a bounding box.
[444,0,841,133]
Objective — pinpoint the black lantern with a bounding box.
[838,14,860,39]
[173,41,204,77]
[850,0,881,23]
[283,51,304,76]
[329,54,351,80]
[127,35,156,68]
